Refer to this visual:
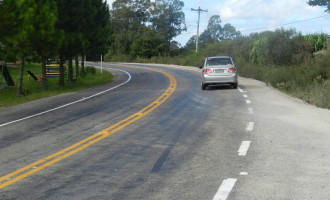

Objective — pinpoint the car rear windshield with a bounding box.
[206,57,232,66]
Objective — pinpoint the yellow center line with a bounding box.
[0,64,177,189]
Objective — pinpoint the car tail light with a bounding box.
[228,68,236,73]
[203,68,212,73]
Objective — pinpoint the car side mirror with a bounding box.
[199,65,203,69]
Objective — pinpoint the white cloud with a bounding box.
[214,0,325,22]
[106,0,115,8]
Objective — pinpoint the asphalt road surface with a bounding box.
[0,63,329,200]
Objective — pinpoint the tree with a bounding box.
[30,0,63,91]
[249,28,307,65]
[55,0,112,82]
[130,27,166,58]
[151,0,186,52]
[109,0,186,57]
[203,15,223,41]
[110,0,152,55]
[0,0,18,62]
[84,0,112,62]
[308,0,330,12]
[0,0,38,96]
[185,35,197,50]
[222,24,241,40]
[196,15,241,49]
[0,0,15,39]
[112,0,151,31]
[56,0,88,86]
[76,0,112,74]
[1,0,64,94]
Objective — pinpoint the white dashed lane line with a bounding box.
[238,141,251,156]
[246,122,255,132]
[212,87,254,199]
[240,172,248,176]
[212,178,237,200]
[238,87,244,93]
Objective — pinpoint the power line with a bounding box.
[239,14,330,32]
[218,0,265,20]
[237,0,265,16]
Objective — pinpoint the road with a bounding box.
[0,63,329,200]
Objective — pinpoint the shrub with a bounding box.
[85,66,96,74]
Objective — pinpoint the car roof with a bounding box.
[207,56,231,59]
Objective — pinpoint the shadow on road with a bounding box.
[205,84,235,90]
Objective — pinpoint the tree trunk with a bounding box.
[16,55,25,97]
[75,57,79,78]
[81,54,85,74]
[68,58,73,83]
[41,58,48,91]
[59,55,65,88]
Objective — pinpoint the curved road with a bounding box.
[0,63,329,200]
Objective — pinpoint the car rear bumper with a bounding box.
[202,74,237,84]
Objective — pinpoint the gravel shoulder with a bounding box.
[232,76,330,200]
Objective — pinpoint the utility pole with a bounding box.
[191,7,208,53]
[101,54,103,74]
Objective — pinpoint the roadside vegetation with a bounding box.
[112,29,329,109]
[0,64,113,107]
[0,0,112,100]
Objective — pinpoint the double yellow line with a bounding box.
[0,65,177,189]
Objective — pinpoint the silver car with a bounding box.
[200,56,238,90]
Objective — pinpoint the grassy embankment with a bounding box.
[237,56,330,109]
[0,63,113,108]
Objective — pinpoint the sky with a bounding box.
[106,0,330,46]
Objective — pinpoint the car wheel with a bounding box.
[201,83,207,90]
[232,82,238,89]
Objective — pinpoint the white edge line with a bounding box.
[0,68,132,128]
[104,62,201,73]
[213,178,237,200]
[238,141,251,156]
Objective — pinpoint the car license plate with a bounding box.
[213,69,224,73]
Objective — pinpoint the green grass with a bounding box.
[0,63,113,108]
